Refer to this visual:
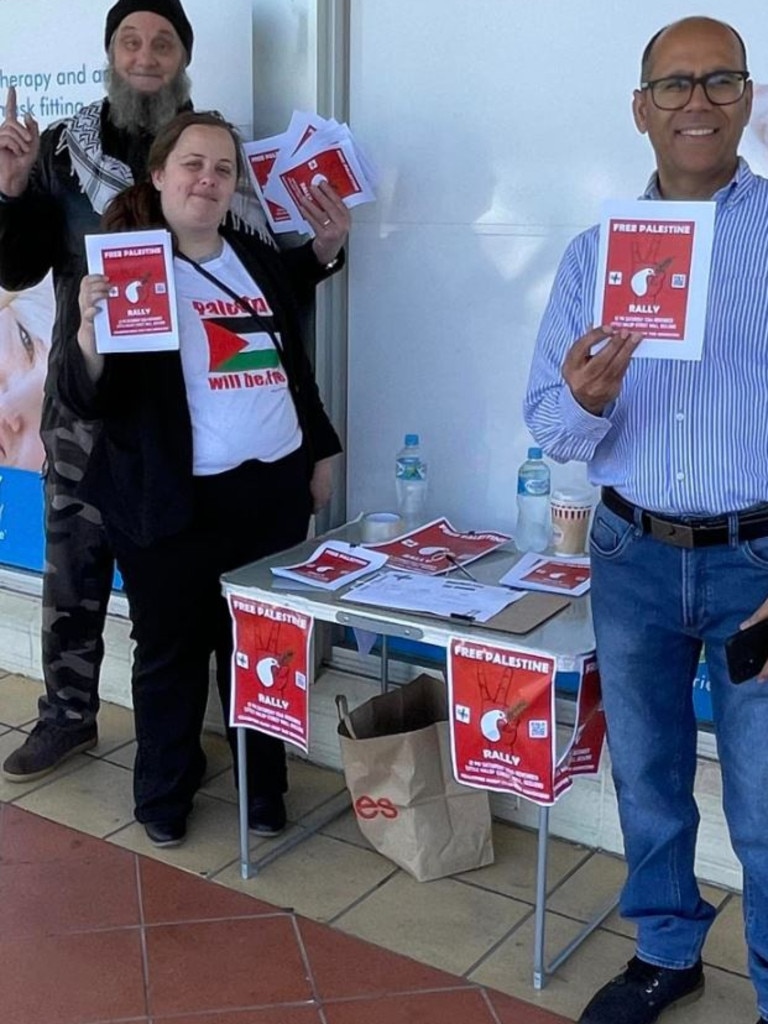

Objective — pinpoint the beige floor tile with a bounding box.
[703,895,748,976]
[335,871,531,976]
[546,850,626,923]
[454,823,590,903]
[284,759,346,818]
[13,757,135,836]
[200,756,348,820]
[673,965,757,1023]
[101,739,137,769]
[214,831,395,921]
[84,699,135,756]
[470,911,635,1019]
[107,793,244,877]
[0,674,44,727]
[198,765,236,802]
[319,806,375,851]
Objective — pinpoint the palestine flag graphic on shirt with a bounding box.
[203,313,282,374]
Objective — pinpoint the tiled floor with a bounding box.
[0,670,759,1023]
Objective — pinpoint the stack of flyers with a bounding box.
[243,110,376,235]
[499,553,591,597]
[270,540,388,591]
[365,518,512,576]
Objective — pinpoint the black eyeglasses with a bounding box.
[640,70,750,110]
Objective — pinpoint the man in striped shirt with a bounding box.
[525,16,768,1024]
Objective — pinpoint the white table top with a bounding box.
[222,522,595,669]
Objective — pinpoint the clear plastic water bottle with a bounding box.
[516,446,551,553]
[395,433,428,520]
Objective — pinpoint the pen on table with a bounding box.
[446,554,479,582]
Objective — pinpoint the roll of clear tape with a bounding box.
[360,511,404,543]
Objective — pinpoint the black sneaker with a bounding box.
[2,721,98,782]
[578,956,704,1024]
[144,819,187,848]
[248,794,287,836]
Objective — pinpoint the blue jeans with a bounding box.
[590,501,768,1015]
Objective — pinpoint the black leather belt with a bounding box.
[601,487,768,548]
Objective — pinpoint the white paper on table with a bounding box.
[341,569,524,623]
[500,553,591,597]
[271,540,388,591]
[594,198,715,361]
[84,229,179,353]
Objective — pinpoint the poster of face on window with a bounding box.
[0,0,252,569]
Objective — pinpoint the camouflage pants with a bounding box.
[39,396,115,729]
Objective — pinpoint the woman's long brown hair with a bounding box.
[102,111,245,233]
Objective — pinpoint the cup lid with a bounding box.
[551,488,593,508]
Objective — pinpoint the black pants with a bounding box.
[107,447,313,824]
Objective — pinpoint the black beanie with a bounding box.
[105,0,194,62]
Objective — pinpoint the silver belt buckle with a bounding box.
[649,516,695,548]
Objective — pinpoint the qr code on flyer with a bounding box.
[529,720,549,739]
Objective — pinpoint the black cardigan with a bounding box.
[56,229,343,546]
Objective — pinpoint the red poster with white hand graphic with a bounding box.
[228,595,313,752]
[600,218,694,340]
[85,228,179,353]
[245,143,292,225]
[554,653,606,796]
[595,199,715,361]
[367,517,511,575]
[279,145,365,206]
[447,637,558,803]
[101,244,173,336]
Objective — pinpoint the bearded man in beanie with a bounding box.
[0,1,270,781]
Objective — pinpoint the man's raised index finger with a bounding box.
[6,85,17,122]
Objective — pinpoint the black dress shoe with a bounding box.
[578,956,704,1024]
[144,819,187,848]
[248,794,287,836]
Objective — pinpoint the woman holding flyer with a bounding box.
[59,111,348,848]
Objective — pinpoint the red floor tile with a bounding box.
[0,928,146,1024]
[488,988,574,1023]
[1,804,570,1024]
[323,988,500,1023]
[155,1009,323,1023]
[139,857,283,924]
[146,916,313,1016]
[298,917,465,1000]
[0,801,112,864]
[0,852,140,938]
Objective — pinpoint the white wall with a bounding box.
[345,0,768,534]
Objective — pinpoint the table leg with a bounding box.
[237,727,251,879]
[380,635,389,693]
[533,804,550,989]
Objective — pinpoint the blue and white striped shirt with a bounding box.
[523,159,768,516]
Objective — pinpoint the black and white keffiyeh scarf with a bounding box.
[57,99,275,247]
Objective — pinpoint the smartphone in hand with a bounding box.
[724,618,768,684]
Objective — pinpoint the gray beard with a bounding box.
[105,66,191,134]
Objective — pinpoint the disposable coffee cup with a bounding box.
[550,488,593,555]
[360,511,404,543]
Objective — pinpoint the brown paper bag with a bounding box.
[336,674,494,881]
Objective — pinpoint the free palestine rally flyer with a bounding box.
[595,199,715,360]
[85,229,179,354]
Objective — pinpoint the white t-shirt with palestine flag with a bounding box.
[175,241,302,475]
